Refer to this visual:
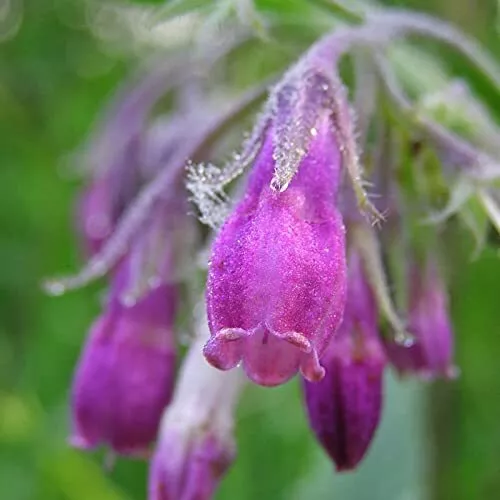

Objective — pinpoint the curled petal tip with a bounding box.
[204,327,325,387]
[203,330,247,372]
[300,355,325,383]
[273,330,313,353]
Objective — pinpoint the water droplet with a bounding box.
[394,331,415,347]
[121,293,137,307]
[310,127,318,137]
[446,365,461,379]
[102,451,116,472]
[43,279,66,296]
[270,177,281,192]
[147,276,161,289]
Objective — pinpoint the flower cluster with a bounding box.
[47,5,500,499]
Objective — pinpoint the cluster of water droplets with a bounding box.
[186,107,271,229]
[186,161,233,229]
[270,66,335,192]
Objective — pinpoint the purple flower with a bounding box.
[204,114,347,386]
[385,260,457,379]
[149,328,241,500]
[77,178,115,256]
[70,257,177,456]
[303,250,386,471]
[150,428,234,500]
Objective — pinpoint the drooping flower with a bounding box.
[385,259,457,379]
[204,112,347,386]
[149,323,242,500]
[150,429,234,500]
[303,250,386,471]
[70,226,179,456]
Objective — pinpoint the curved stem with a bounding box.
[367,10,500,90]
[308,9,500,90]
[351,222,413,346]
[376,54,499,181]
[43,84,269,294]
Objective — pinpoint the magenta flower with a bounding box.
[149,330,241,500]
[303,251,386,471]
[385,260,457,379]
[77,178,115,256]
[150,429,234,500]
[204,114,347,386]
[70,258,177,456]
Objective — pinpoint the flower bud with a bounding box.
[303,251,386,471]
[77,178,114,256]
[70,257,177,456]
[149,325,242,500]
[76,162,141,258]
[385,260,457,379]
[150,424,234,500]
[204,115,347,386]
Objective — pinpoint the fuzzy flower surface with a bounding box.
[70,256,178,456]
[304,250,386,471]
[204,114,347,386]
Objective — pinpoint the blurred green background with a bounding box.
[1,0,499,499]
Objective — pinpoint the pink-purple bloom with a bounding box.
[304,250,386,471]
[70,257,178,456]
[204,115,347,386]
[150,429,234,500]
[149,330,241,500]
[385,260,456,379]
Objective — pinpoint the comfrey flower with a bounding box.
[45,4,500,498]
[303,250,386,471]
[203,107,347,387]
[70,251,178,456]
[149,320,242,500]
[385,259,457,379]
[72,186,185,456]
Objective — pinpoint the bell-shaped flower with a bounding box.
[70,249,178,456]
[303,250,386,471]
[204,113,347,386]
[385,260,457,379]
[149,326,242,500]
[150,429,234,500]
